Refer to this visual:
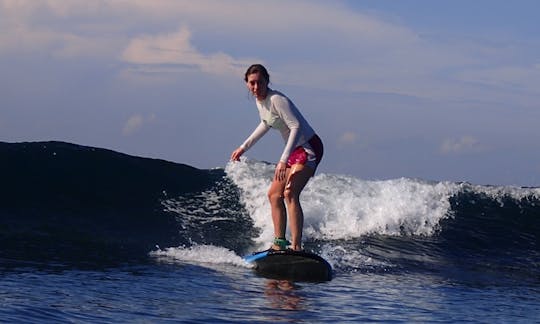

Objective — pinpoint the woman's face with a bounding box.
[246,72,268,100]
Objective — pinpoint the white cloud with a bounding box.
[0,9,122,58]
[122,113,155,136]
[455,64,540,95]
[0,0,102,17]
[339,132,358,144]
[338,131,359,148]
[121,26,252,76]
[0,1,417,60]
[440,136,480,155]
[0,0,538,104]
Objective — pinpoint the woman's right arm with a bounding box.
[231,121,269,161]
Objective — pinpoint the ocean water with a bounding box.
[1,141,539,323]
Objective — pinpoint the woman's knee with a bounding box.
[283,167,311,203]
[283,186,300,204]
[267,187,283,204]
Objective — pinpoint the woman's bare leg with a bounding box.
[283,164,314,251]
[267,170,289,248]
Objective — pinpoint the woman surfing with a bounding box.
[231,64,324,252]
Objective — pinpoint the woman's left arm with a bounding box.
[274,96,301,164]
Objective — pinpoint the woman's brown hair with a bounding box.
[244,64,270,83]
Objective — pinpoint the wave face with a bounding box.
[0,141,255,263]
[2,141,539,280]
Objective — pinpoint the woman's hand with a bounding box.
[230,147,245,161]
[274,161,287,182]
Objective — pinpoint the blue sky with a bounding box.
[1,0,539,186]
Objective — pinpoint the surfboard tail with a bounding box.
[244,250,332,282]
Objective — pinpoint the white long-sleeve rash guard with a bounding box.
[240,89,315,164]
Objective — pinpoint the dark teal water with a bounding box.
[1,141,539,322]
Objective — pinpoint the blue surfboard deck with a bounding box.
[244,249,332,282]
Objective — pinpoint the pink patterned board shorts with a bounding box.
[286,134,324,170]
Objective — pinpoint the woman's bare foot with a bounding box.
[290,244,302,251]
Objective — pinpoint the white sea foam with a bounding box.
[318,243,391,271]
[161,189,233,229]
[152,160,540,271]
[225,159,461,245]
[150,245,251,268]
[464,183,540,202]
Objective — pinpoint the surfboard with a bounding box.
[244,249,332,282]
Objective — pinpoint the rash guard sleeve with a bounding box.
[240,121,270,152]
[273,95,301,163]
